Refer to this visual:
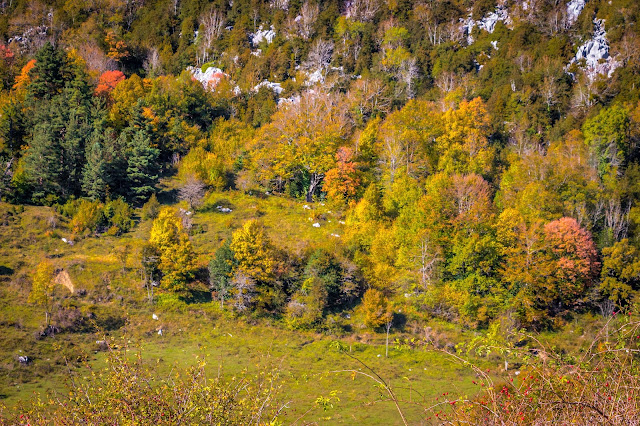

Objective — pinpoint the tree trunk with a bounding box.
[385,321,392,357]
[306,173,322,202]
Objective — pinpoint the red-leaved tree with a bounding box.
[95,70,125,98]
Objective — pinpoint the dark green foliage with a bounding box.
[28,43,68,100]
[124,129,159,205]
[208,240,235,307]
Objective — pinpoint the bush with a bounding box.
[70,200,105,235]
[6,349,284,425]
[141,193,160,220]
[104,198,135,235]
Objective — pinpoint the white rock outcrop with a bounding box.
[250,25,276,46]
[187,66,227,91]
[567,18,620,81]
[565,0,586,27]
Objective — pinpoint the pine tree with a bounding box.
[28,42,68,100]
[125,129,159,205]
[61,113,90,197]
[209,241,235,308]
[82,131,108,200]
[23,120,61,202]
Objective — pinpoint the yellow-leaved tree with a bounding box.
[149,208,196,292]
[251,91,349,202]
[230,219,275,282]
[28,261,56,326]
[436,97,493,176]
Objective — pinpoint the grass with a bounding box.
[0,188,622,424]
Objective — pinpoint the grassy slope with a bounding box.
[0,186,603,424]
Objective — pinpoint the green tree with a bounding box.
[125,129,159,205]
[209,241,235,308]
[583,105,631,177]
[27,42,68,100]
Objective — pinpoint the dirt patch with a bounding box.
[54,270,74,294]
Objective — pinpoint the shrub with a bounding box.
[6,349,283,425]
[104,198,135,235]
[141,193,160,220]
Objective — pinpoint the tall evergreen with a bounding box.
[125,129,159,205]
[27,42,68,100]
[82,131,108,200]
[23,120,61,202]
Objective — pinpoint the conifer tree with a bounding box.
[28,42,68,100]
[82,131,108,200]
[125,129,159,205]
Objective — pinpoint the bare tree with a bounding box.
[178,176,207,210]
[304,39,334,74]
[269,0,289,10]
[143,47,162,76]
[140,244,160,304]
[604,197,630,242]
[197,8,226,65]
[410,236,441,291]
[347,77,391,125]
[345,0,379,22]
[299,1,319,40]
[232,272,256,312]
[398,57,419,99]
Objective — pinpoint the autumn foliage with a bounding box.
[95,70,125,97]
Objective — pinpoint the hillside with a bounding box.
[1,0,640,423]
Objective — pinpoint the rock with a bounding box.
[253,80,283,95]
[567,18,620,81]
[566,0,586,27]
[250,25,276,46]
[187,66,228,91]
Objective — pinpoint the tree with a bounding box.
[140,243,161,304]
[149,208,196,292]
[28,261,56,326]
[209,241,235,308]
[178,175,207,210]
[377,100,440,184]
[82,131,109,200]
[253,91,348,202]
[230,220,274,282]
[360,288,392,329]
[125,129,159,205]
[600,239,640,306]
[502,216,600,327]
[114,244,130,275]
[95,70,125,98]
[436,98,493,176]
[583,105,631,177]
[323,147,361,203]
[27,42,68,100]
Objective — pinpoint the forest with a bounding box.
[1,0,640,423]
